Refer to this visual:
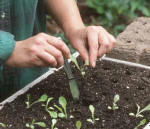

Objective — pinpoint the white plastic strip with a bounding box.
[144,122,150,129]
[101,56,150,70]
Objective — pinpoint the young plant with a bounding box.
[54,96,68,119]
[26,119,46,129]
[42,97,58,119]
[129,104,150,118]
[108,94,120,110]
[70,55,89,77]
[134,119,147,129]
[76,120,82,129]
[26,94,48,109]
[0,123,6,128]
[87,105,99,124]
[51,119,58,129]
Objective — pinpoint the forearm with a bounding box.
[45,0,85,36]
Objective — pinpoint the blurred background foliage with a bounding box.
[85,0,150,36]
[47,0,150,51]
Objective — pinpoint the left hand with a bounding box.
[66,26,116,67]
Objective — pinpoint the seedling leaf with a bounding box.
[76,121,82,129]
[58,113,65,118]
[89,105,95,115]
[0,123,6,128]
[134,119,147,129]
[35,122,46,127]
[114,94,120,103]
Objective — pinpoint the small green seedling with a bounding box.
[70,55,89,77]
[134,119,147,129]
[54,96,68,119]
[76,120,82,129]
[87,105,99,124]
[26,94,48,109]
[108,94,120,110]
[42,97,58,119]
[26,119,46,129]
[129,104,150,118]
[51,119,58,129]
[0,123,6,128]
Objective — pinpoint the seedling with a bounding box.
[87,105,99,124]
[54,96,68,118]
[26,94,48,109]
[70,55,89,77]
[0,123,6,128]
[42,97,58,119]
[76,120,82,129]
[108,94,120,110]
[134,119,147,129]
[26,119,46,129]
[51,119,58,129]
[129,104,150,118]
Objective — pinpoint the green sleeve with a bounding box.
[0,31,15,65]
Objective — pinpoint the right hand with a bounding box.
[5,33,70,68]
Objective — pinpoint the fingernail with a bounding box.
[92,62,96,68]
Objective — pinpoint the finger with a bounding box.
[45,43,64,68]
[43,34,70,59]
[99,27,116,49]
[76,40,89,63]
[38,51,57,67]
[97,30,112,57]
[87,29,99,67]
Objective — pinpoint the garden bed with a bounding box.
[0,56,150,129]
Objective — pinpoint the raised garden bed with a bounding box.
[0,55,150,129]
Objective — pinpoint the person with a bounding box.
[0,0,116,100]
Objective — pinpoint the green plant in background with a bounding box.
[134,119,147,129]
[26,94,48,109]
[87,105,99,124]
[76,120,82,129]
[0,123,6,128]
[70,55,89,77]
[86,0,150,36]
[26,119,46,129]
[51,119,58,129]
[54,96,68,119]
[108,94,120,110]
[129,104,150,118]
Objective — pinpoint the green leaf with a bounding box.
[114,94,120,103]
[129,113,135,116]
[108,106,112,110]
[35,122,46,127]
[38,94,48,102]
[26,123,30,128]
[47,110,57,119]
[58,113,66,118]
[54,104,63,113]
[140,104,150,113]
[51,119,57,128]
[87,119,94,124]
[59,96,67,112]
[134,119,147,129]
[89,105,95,115]
[0,123,6,128]
[76,121,82,129]
[70,55,80,70]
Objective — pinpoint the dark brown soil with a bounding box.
[0,57,150,129]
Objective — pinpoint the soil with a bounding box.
[108,17,150,66]
[0,57,150,129]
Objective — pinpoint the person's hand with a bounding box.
[5,33,70,68]
[66,26,116,67]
